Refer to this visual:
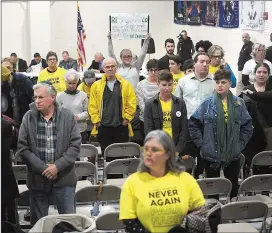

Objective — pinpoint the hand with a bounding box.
[75,115,79,121]
[220,58,226,67]
[42,164,58,180]
[175,152,179,157]
[182,155,190,160]
[241,89,253,95]
[122,119,129,126]
[96,122,101,128]
[147,33,151,39]
[107,31,111,39]
[93,69,100,73]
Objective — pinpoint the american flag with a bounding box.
[77,1,86,71]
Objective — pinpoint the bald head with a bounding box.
[102,57,117,80]
[94,52,104,63]
[242,33,250,44]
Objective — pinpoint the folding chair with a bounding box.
[104,158,140,187]
[104,142,141,169]
[239,153,246,184]
[178,155,196,175]
[218,201,268,233]
[13,165,28,194]
[266,217,272,233]
[79,144,99,163]
[197,177,232,204]
[95,211,124,232]
[250,151,272,176]
[75,161,98,192]
[75,185,122,217]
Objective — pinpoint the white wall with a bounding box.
[2,1,272,77]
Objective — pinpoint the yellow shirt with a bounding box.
[209,65,220,75]
[172,72,184,93]
[120,171,205,233]
[223,101,228,123]
[160,99,172,138]
[37,67,67,93]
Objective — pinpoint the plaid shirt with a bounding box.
[37,113,57,164]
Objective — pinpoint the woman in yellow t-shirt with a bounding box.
[169,55,184,93]
[120,130,205,233]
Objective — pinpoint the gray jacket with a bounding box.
[59,58,78,70]
[17,102,81,191]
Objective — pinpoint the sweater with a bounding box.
[56,91,89,132]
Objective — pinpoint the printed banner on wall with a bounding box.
[186,1,201,25]
[239,1,265,31]
[218,1,239,28]
[174,1,187,24]
[201,1,219,26]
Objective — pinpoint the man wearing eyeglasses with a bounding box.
[89,57,137,156]
[38,51,67,93]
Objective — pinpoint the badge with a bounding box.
[176,111,181,117]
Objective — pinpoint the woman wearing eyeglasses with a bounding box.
[120,130,205,233]
[189,68,253,199]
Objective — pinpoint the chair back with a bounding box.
[237,174,272,199]
[250,151,272,175]
[13,165,27,180]
[95,211,124,231]
[75,161,98,183]
[105,158,140,178]
[104,143,141,160]
[179,156,196,175]
[221,201,268,224]
[197,177,232,202]
[79,144,98,160]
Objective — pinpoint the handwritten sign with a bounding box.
[110,13,149,40]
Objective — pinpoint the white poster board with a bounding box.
[239,1,265,31]
[110,13,149,40]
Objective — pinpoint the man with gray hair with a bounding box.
[237,33,253,95]
[17,82,81,225]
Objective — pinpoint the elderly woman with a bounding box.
[241,63,272,169]
[107,32,150,90]
[189,68,253,199]
[120,130,205,233]
[56,69,89,143]
[208,45,236,88]
[242,43,272,87]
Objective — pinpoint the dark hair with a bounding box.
[46,51,58,61]
[10,53,17,57]
[62,51,69,56]
[181,30,187,33]
[34,53,41,58]
[165,38,175,46]
[182,59,194,71]
[214,68,231,82]
[169,55,182,65]
[195,40,213,53]
[157,70,173,82]
[146,59,159,70]
[193,52,209,63]
[254,63,270,75]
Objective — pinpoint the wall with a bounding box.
[2,1,272,77]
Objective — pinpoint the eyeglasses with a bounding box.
[48,58,57,61]
[104,65,116,69]
[212,55,221,59]
[122,55,132,59]
[143,146,165,154]
[148,68,158,72]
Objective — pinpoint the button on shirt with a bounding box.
[174,73,215,119]
[37,113,57,164]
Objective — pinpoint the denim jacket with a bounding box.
[189,94,253,163]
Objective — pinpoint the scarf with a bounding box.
[65,89,79,95]
[215,91,236,167]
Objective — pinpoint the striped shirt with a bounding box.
[37,113,57,164]
[136,79,159,121]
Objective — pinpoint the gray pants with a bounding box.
[236,71,245,96]
[29,185,76,225]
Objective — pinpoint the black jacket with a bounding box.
[1,117,19,204]
[238,41,253,71]
[29,58,48,69]
[14,58,28,72]
[144,93,188,152]
[158,55,171,70]
[88,60,105,73]
[177,37,194,63]
[266,45,272,63]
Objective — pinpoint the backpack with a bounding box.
[2,115,19,150]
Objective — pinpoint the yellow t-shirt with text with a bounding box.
[172,72,184,93]
[223,101,228,123]
[120,171,205,233]
[160,99,172,138]
[209,65,220,75]
[38,67,67,93]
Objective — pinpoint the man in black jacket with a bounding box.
[265,33,272,63]
[177,30,195,64]
[10,52,28,72]
[88,52,105,73]
[158,38,175,70]
[144,70,188,156]
[237,33,253,96]
[29,53,48,69]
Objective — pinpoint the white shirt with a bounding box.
[174,72,215,119]
[242,58,272,84]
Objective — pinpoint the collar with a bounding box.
[190,72,213,81]
[101,73,123,82]
[47,67,58,73]
[152,93,179,103]
[40,110,56,122]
